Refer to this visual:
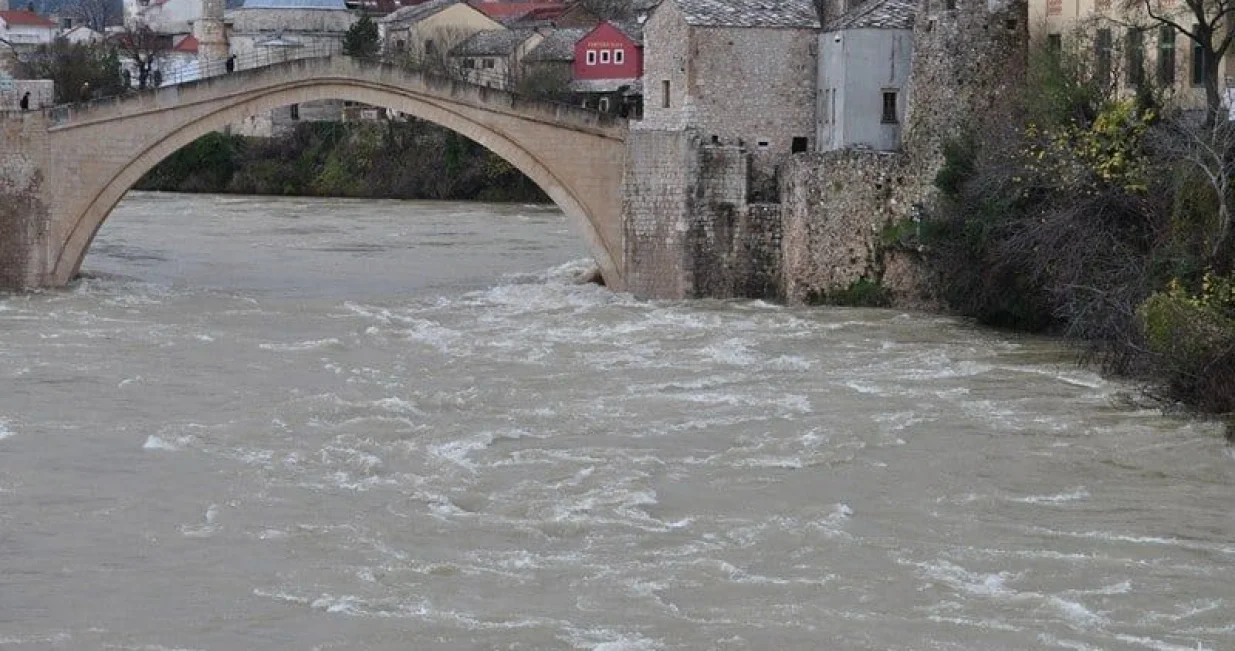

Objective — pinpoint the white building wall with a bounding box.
[818,28,912,152]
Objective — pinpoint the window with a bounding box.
[1192,24,1211,86]
[396,39,406,51]
[483,58,495,69]
[586,50,597,65]
[791,137,808,153]
[1047,33,1061,53]
[756,140,770,150]
[1126,28,1144,86]
[822,89,830,124]
[463,58,475,68]
[600,49,611,64]
[662,80,670,108]
[1158,26,1176,86]
[614,48,624,64]
[1095,28,1112,85]
[945,0,955,9]
[830,88,836,125]
[425,39,435,54]
[881,90,898,124]
[289,103,300,120]
[599,96,610,112]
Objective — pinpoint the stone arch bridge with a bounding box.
[0,56,630,291]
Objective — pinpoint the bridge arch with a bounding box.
[44,57,628,289]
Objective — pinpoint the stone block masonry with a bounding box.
[0,114,52,289]
[622,126,782,300]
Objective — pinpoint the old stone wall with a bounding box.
[903,0,1029,173]
[0,114,51,289]
[623,127,782,299]
[780,149,937,308]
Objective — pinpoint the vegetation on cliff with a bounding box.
[135,120,548,203]
[904,42,1235,422]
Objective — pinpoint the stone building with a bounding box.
[0,9,57,48]
[817,0,914,152]
[228,0,356,136]
[520,27,585,89]
[640,0,819,183]
[123,0,203,33]
[378,0,502,65]
[449,28,542,89]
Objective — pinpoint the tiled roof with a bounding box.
[173,34,199,52]
[826,0,914,30]
[671,0,818,28]
[610,19,643,43]
[468,0,565,19]
[241,0,349,8]
[523,27,586,61]
[0,10,56,28]
[379,0,458,24]
[570,77,641,94]
[451,28,536,56]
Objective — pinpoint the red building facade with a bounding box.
[572,21,642,81]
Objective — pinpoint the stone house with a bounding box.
[228,0,357,136]
[1028,0,1229,112]
[520,26,585,89]
[817,0,914,152]
[449,28,542,88]
[378,0,502,65]
[554,0,660,28]
[639,0,819,189]
[0,10,57,48]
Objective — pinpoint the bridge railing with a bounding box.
[2,44,619,125]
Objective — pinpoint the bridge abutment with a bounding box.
[0,114,55,290]
[622,127,782,300]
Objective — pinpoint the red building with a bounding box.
[572,21,641,82]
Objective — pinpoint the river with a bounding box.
[1,192,1232,651]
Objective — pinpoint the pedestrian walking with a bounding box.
[19,91,30,111]
[225,55,236,73]
[80,81,91,103]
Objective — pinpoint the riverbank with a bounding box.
[136,119,549,203]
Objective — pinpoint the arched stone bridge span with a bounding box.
[0,56,629,290]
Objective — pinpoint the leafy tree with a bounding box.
[16,38,123,103]
[343,14,379,59]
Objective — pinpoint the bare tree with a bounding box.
[392,25,472,80]
[69,0,121,34]
[113,23,170,89]
[1149,116,1235,262]
[1122,0,1235,124]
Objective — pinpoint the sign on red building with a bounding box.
[572,22,643,82]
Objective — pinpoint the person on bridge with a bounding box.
[225,55,236,73]
[79,82,91,103]
[19,92,29,111]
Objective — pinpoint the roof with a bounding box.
[0,10,57,28]
[826,0,914,30]
[468,1,565,19]
[172,34,199,52]
[570,77,641,94]
[451,28,536,56]
[523,27,585,62]
[379,0,457,23]
[609,19,643,43]
[241,0,349,8]
[668,0,819,28]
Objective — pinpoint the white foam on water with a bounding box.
[567,627,664,651]
[180,504,219,538]
[1114,634,1214,651]
[258,338,343,352]
[1011,487,1091,505]
[1037,633,1102,650]
[926,615,1023,632]
[1047,595,1107,628]
[143,435,182,451]
[1025,526,1235,555]
[0,420,14,441]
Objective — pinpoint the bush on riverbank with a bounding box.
[919,42,1235,419]
[136,120,548,203]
